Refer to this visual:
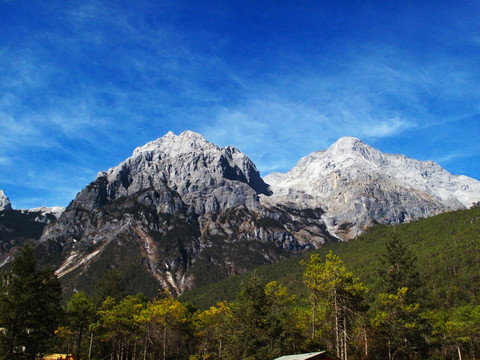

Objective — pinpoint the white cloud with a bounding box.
[360,118,415,138]
[0,156,11,166]
[1,1,479,205]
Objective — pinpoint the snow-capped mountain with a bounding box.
[37,131,331,296]
[2,132,479,296]
[0,190,12,211]
[263,136,480,239]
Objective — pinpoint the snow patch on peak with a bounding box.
[0,190,12,211]
[326,136,380,162]
[331,136,363,149]
[25,206,65,219]
[132,131,214,158]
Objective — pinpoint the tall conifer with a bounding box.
[0,242,62,360]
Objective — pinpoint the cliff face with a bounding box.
[38,131,331,295]
[3,133,480,296]
[0,190,12,211]
[264,137,480,240]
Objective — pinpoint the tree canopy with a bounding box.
[0,242,62,360]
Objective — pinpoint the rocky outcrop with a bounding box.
[38,131,332,296]
[5,133,479,296]
[0,207,64,267]
[0,190,12,211]
[263,137,480,240]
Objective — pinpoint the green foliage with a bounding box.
[427,305,480,359]
[377,233,421,302]
[0,242,62,360]
[371,288,429,360]
[94,269,127,304]
[218,277,306,360]
[303,251,368,359]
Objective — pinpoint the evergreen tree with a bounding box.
[377,233,421,302]
[221,277,302,360]
[0,242,62,360]
[93,269,126,305]
[65,291,96,360]
[374,233,428,359]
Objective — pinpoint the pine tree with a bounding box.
[0,242,62,360]
[373,233,428,359]
[377,233,421,303]
[65,291,96,360]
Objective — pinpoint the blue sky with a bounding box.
[1,0,479,208]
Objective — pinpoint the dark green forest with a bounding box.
[1,206,479,360]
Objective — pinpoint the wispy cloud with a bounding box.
[0,157,11,166]
[1,0,479,207]
[360,118,415,138]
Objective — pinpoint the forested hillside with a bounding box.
[181,206,480,309]
[1,206,479,360]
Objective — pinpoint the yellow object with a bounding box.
[42,354,75,360]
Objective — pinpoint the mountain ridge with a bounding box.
[34,131,331,296]
[263,136,480,239]
[1,131,479,296]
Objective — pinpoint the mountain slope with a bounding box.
[0,206,63,267]
[180,206,480,309]
[263,137,480,239]
[37,131,332,296]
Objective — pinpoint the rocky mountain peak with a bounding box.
[132,130,215,158]
[264,138,480,240]
[0,190,12,211]
[325,136,381,164]
[330,136,363,151]
[35,131,330,295]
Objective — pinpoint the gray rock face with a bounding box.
[20,207,65,224]
[263,137,480,240]
[0,190,12,211]
[19,133,480,295]
[39,131,331,295]
[95,131,270,215]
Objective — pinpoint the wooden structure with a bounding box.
[274,351,340,360]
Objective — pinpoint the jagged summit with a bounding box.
[91,130,270,212]
[37,131,330,295]
[0,190,12,211]
[3,132,479,296]
[330,136,363,150]
[264,137,480,239]
[132,131,214,158]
